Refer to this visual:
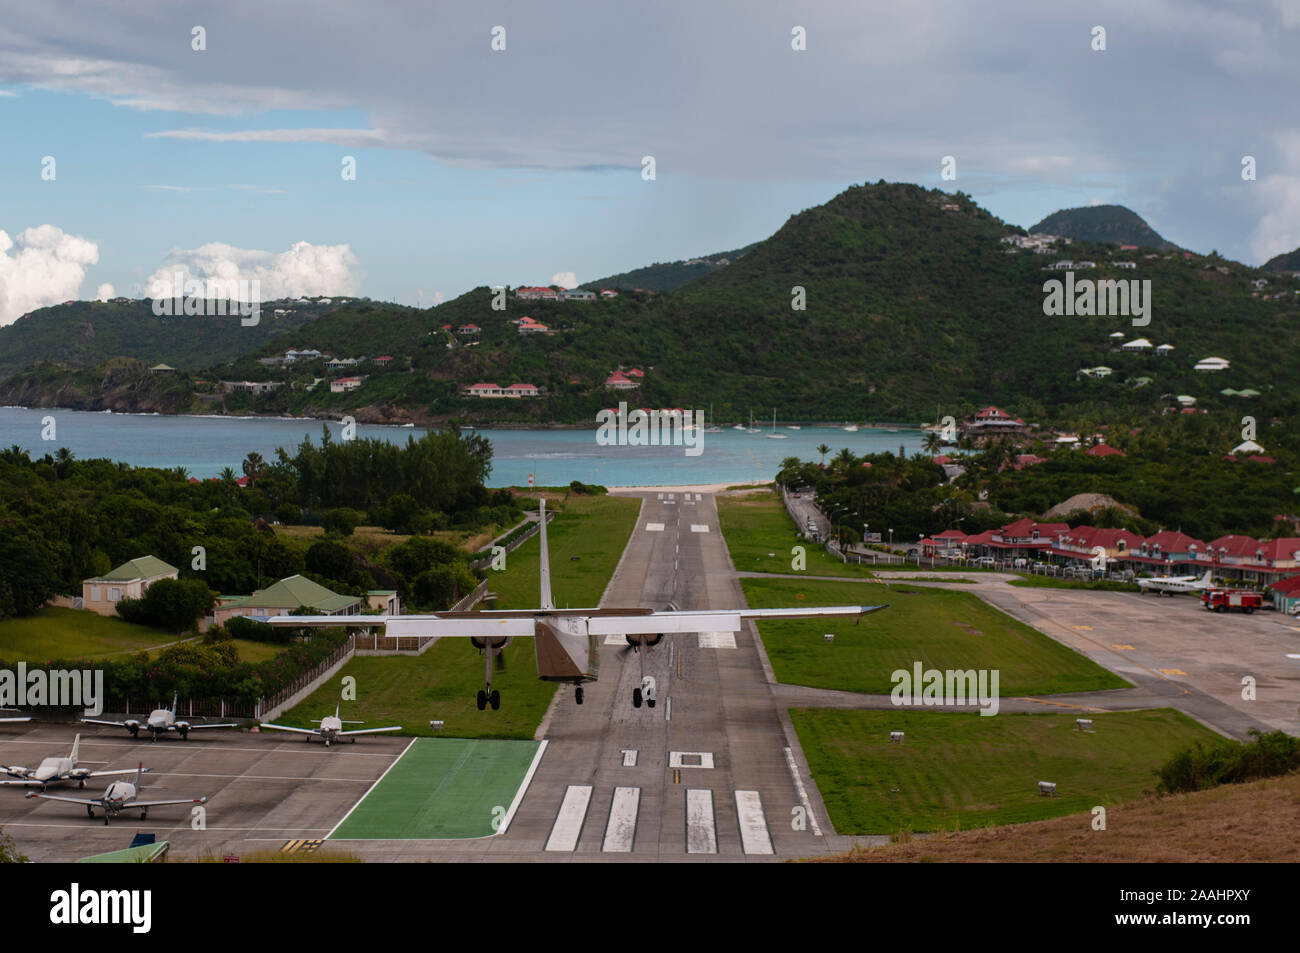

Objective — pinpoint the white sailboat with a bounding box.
[766,408,787,439]
[843,423,859,432]
[704,403,721,434]
[746,410,761,434]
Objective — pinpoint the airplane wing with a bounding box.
[80,718,132,728]
[273,604,886,638]
[258,723,319,736]
[25,792,99,805]
[175,722,239,730]
[131,796,207,808]
[0,778,40,786]
[338,726,404,736]
[0,716,31,723]
[85,768,146,779]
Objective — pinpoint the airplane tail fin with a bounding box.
[135,762,143,787]
[70,733,80,762]
[170,691,178,715]
[335,702,341,720]
[1201,570,1214,586]
[539,498,553,611]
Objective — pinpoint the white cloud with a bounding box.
[0,225,99,326]
[143,240,361,301]
[550,271,578,289]
[95,283,114,301]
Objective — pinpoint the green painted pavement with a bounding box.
[329,738,542,839]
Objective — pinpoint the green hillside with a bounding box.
[1029,204,1179,251]
[581,243,759,292]
[4,183,1298,426]
[1263,247,1300,272]
[0,298,331,381]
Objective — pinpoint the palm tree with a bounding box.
[922,432,942,455]
[816,443,831,465]
[242,451,266,486]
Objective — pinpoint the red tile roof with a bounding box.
[1086,443,1125,457]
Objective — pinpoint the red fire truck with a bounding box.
[1201,588,1263,614]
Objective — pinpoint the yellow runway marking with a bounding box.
[280,838,323,853]
[1110,644,1136,650]
[1071,625,1093,630]
[1158,668,1186,676]
[1014,697,1106,713]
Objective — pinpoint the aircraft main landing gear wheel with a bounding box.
[86,805,94,818]
[476,690,488,711]
[575,686,584,705]
[489,690,500,711]
[632,687,642,708]
[647,696,656,709]
[140,812,147,821]
[79,780,85,789]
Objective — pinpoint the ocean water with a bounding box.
[0,407,923,487]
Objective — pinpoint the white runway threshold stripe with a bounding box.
[686,789,717,854]
[602,787,641,852]
[545,784,593,852]
[734,790,775,855]
[698,632,736,648]
[645,523,665,532]
[690,524,709,533]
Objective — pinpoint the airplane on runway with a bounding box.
[0,708,32,724]
[260,704,402,746]
[268,499,888,711]
[25,762,207,825]
[82,693,238,741]
[1137,569,1214,595]
[1,734,145,790]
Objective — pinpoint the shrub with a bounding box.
[322,507,362,536]
[1157,729,1300,794]
[116,577,215,633]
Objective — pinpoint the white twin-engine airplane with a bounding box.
[1137,569,1215,595]
[25,762,207,825]
[260,704,402,746]
[269,499,888,710]
[1,734,141,790]
[82,692,238,741]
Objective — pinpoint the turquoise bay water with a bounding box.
[0,407,923,487]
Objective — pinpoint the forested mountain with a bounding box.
[0,299,334,381]
[580,243,759,292]
[1028,205,1180,250]
[1263,247,1300,272]
[4,183,1298,427]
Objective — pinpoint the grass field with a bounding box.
[0,607,178,660]
[811,769,1300,862]
[1008,575,1141,592]
[717,489,878,578]
[329,738,541,839]
[792,708,1221,834]
[742,578,1128,695]
[275,494,642,739]
[273,523,500,554]
[229,638,284,663]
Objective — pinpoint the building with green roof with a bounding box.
[82,556,178,617]
[213,575,360,625]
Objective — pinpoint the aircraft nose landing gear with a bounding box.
[574,686,584,705]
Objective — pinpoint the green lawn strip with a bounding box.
[1008,575,1141,592]
[329,738,540,839]
[0,607,178,660]
[717,491,877,579]
[791,708,1220,834]
[275,494,642,739]
[743,578,1128,695]
[228,639,284,663]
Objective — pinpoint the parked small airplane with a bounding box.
[1,734,143,790]
[82,693,238,741]
[269,499,888,711]
[260,704,402,746]
[0,709,31,724]
[25,762,207,825]
[1137,569,1215,595]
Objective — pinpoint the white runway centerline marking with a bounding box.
[690,524,709,533]
[734,790,775,855]
[645,522,665,532]
[545,784,593,852]
[698,632,736,648]
[686,789,717,854]
[603,634,627,645]
[669,751,715,769]
[602,787,640,852]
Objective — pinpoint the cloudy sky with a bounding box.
[1,0,1298,323]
